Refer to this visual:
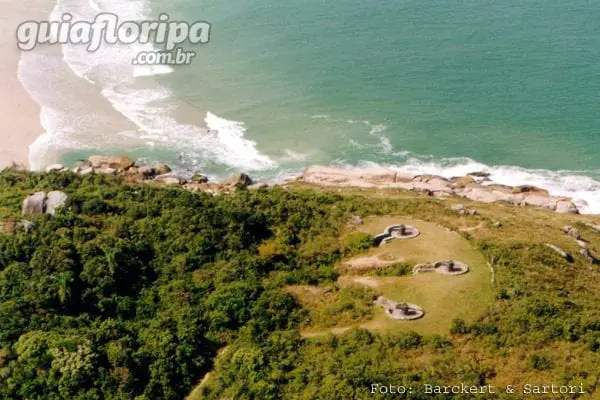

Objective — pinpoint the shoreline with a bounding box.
[10,156,598,216]
[0,0,52,169]
[298,165,585,214]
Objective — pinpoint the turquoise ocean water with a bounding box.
[18,0,600,212]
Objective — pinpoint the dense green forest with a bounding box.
[0,169,599,399]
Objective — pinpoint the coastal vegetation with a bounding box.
[0,167,599,399]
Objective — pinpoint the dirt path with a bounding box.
[342,253,404,272]
[186,346,230,400]
[338,276,382,289]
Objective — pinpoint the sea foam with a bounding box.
[24,0,276,173]
[381,157,600,215]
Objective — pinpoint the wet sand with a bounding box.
[0,0,51,169]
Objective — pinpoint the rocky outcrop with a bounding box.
[154,163,172,175]
[46,164,66,172]
[450,176,475,189]
[88,155,135,170]
[562,226,581,240]
[154,176,182,186]
[555,201,579,214]
[96,167,117,175]
[583,222,600,233]
[22,191,68,216]
[191,173,209,184]
[299,165,581,214]
[467,171,491,179]
[136,165,156,178]
[580,249,600,265]
[226,173,253,187]
[511,185,549,196]
[412,175,454,196]
[349,215,363,226]
[562,225,593,249]
[302,166,406,188]
[451,204,467,213]
[22,192,46,216]
[46,191,68,215]
[450,203,478,215]
[545,244,574,262]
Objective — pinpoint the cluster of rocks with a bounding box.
[544,226,600,265]
[3,190,68,234]
[562,225,600,265]
[583,222,600,233]
[374,296,424,321]
[450,204,478,216]
[22,191,68,216]
[300,166,582,214]
[46,156,268,195]
[544,244,574,263]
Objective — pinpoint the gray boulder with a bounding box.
[136,165,156,178]
[191,173,209,183]
[22,191,69,216]
[349,215,363,226]
[562,225,581,240]
[511,185,549,196]
[88,155,135,170]
[545,244,574,263]
[451,204,466,214]
[22,192,46,216]
[227,173,253,187]
[95,167,117,175]
[583,222,600,233]
[79,167,95,175]
[154,163,172,175]
[580,249,600,265]
[45,164,65,172]
[467,171,491,178]
[555,200,579,214]
[302,165,396,187]
[46,191,68,215]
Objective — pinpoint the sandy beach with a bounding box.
[0,0,52,169]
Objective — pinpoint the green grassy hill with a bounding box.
[0,168,599,399]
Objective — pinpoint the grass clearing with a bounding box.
[300,216,495,336]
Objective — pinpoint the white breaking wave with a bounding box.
[24,0,276,173]
[17,1,600,215]
[343,121,600,215]
[204,112,277,170]
[342,118,392,154]
[378,157,600,215]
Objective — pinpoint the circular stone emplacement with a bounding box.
[373,224,420,247]
[374,296,424,321]
[412,260,469,276]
